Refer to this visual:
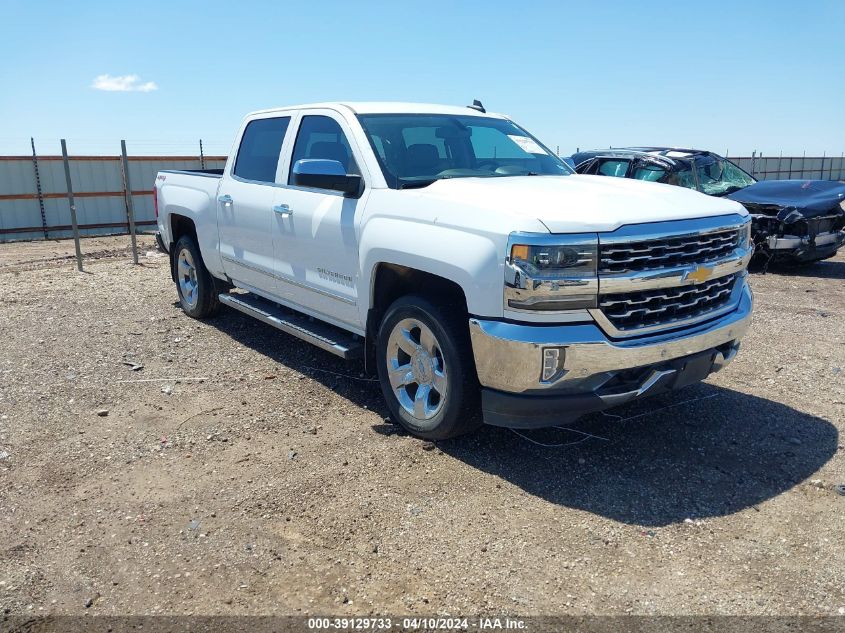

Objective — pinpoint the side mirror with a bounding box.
[292,159,361,196]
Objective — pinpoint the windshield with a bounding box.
[693,155,756,196]
[356,113,573,189]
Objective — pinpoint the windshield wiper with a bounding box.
[711,185,746,196]
[398,179,438,190]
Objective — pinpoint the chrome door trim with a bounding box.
[220,254,356,306]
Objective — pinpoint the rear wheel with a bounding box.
[174,236,219,319]
[376,295,481,440]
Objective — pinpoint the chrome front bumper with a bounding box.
[469,281,753,427]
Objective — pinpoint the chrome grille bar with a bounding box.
[599,274,738,332]
[599,228,740,274]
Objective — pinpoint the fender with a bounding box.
[358,216,506,324]
[160,181,226,279]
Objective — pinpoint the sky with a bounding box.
[1,0,843,157]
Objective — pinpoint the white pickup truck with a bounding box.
[154,102,753,439]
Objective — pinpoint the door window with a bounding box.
[289,116,360,184]
[233,117,291,183]
[596,159,631,177]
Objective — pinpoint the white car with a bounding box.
[154,102,753,439]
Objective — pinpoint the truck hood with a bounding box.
[416,174,747,233]
[726,179,845,218]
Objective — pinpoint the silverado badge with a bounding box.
[684,265,714,284]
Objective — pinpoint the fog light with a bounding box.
[541,347,566,382]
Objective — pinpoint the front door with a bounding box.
[217,115,291,294]
[272,112,366,330]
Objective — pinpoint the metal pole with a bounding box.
[120,140,139,264]
[60,139,83,272]
[820,152,825,180]
[199,139,205,169]
[30,138,49,238]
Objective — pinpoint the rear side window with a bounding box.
[289,116,360,184]
[233,117,291,183]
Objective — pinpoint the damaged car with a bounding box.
[571,148,845,263]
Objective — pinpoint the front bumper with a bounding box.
[766,230,845,261]
[469,281,752,428]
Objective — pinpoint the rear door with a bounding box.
[217,115,292,293]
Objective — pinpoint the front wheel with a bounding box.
[376,295,481,440]
[173,236,219,319]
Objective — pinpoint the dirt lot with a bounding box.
[0,235,843,617]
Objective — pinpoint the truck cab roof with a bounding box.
[247,101,507,119]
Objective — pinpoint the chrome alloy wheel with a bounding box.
[385,318,447,421]
[177,248,199,309]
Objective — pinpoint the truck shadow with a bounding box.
[749,258,845,279]
[437,383,839,527]
[208,306,838,528]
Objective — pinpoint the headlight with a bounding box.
[740,220,753,248]
[505,233,599,311]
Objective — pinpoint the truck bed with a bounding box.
[160,168,223,177]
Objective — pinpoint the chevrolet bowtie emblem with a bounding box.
[685,265,714,283]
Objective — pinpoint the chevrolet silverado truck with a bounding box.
[154,102,753,440]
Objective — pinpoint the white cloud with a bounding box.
[91,74,158,92]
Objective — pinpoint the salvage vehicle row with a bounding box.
[571,148,845,263]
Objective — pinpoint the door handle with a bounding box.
[218,194,233,205]
[273,204,293,217]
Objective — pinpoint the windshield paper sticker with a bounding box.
[507,135,547,155]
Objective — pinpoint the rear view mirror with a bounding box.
[292,159,361,196]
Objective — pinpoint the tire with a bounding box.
[376,295,481,440]
[173,235,220,319]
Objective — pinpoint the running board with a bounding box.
[218,293,363,360]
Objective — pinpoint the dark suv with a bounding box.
[572,148,845,264]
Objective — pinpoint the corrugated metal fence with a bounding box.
[0,154,226,242]
[1,151,843,243]
[727,154,844,181]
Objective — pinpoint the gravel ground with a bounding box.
[0,235,843,617]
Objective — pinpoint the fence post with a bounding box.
[199,139,205,170]
[119,140,139,264]
[30,138,49,239]
[60,139,84,272]
[820,152,825,180]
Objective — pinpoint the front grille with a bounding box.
[599,228,740,274]
[599,274,738,332]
